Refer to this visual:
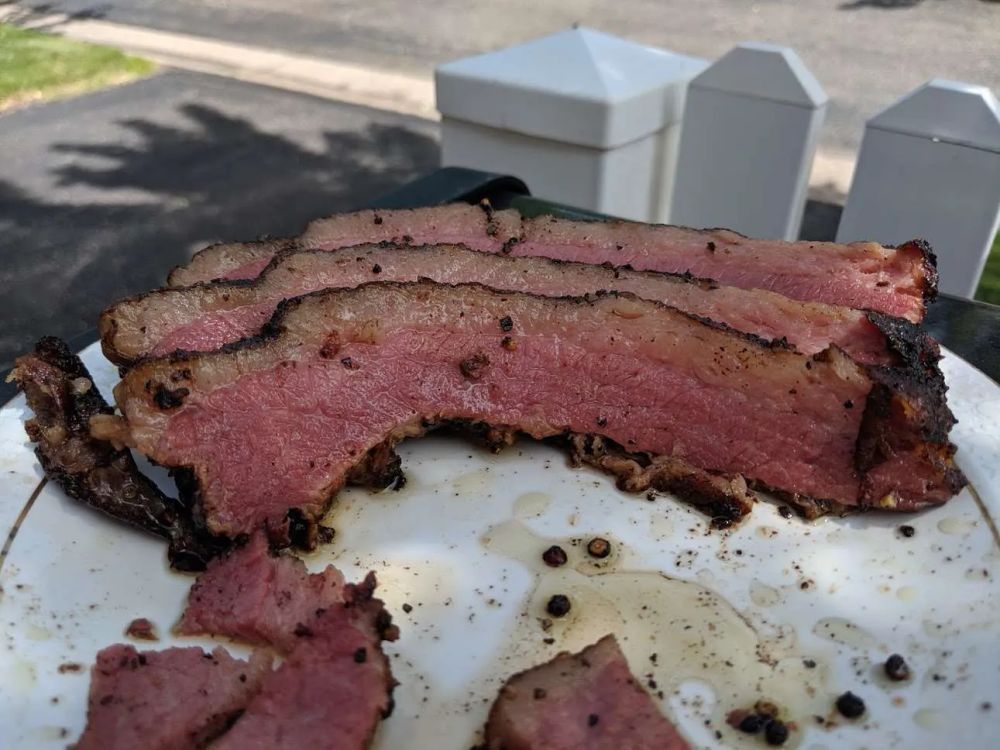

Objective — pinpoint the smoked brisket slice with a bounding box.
[173,204,934,321]
[101,245,915,368]
[484,635,689,750]
[171,203,520,286]
[74,644,271,750]
[95,282,963,540]
[511,216,935,323]
[11,337,226,570]
[179,536,398,750]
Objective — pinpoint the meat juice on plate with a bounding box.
[481,517,831,748]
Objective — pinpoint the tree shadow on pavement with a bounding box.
[0,104,439,369]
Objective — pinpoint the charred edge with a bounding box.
[433,420,518,453]
[477,199,495,222]
[894,238,938,305]
[345,440,405,490]
[15,338,227,571]
[564,433,754,527]
[239,419,758,554]
[748,480,844,520]
[152,384,189,409]
[854,381,966,494]
[286,507,335,551]
[863,360,957,446]
[680,309,795,351]
[866,311,941,372]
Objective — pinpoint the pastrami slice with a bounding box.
[170,203,519,286]
[168,204,934,321]
[485,634,689,750]
[177,535,398,748]
[102,244,908,368]
[74,644,271,750]
[101,282,962,539]
[513,216,935,322]
[178,533,347,651]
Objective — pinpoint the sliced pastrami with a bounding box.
[171,203,519,286]
[209,578,397,750]
[75,644,271,750]
[485,635,689,750]
[176,534,397,748]
[512,216,935,322]
[169,205,934,321]
[102,245,911,368]
[177,533,346,651]
[95,282,962,540]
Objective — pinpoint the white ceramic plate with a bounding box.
[0,342,997,749]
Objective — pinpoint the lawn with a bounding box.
[0,24,153,111]
[975,232,1000,305]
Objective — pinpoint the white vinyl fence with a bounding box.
[436,28,1000,299]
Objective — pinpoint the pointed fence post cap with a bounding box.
[689,41,827,108]
[868,79,1000,152]
[436,27,707,148]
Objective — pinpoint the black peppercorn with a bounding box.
[586,538,611,559]
[835,691,865,718]
[737,714,764,734]
[542,546,568,567]
[764,719,789,746]
[884,654,911,681]
[898,525,916,538]
[546,594,571,617]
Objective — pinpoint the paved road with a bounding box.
[14,0,1000,153]
[0,70,438,369]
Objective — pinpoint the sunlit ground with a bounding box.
[0,24,153,112]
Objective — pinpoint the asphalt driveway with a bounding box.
[0,69,439,369]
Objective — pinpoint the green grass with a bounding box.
[0,24,153,111]
[974,232,1000,306]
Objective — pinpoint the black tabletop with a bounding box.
[3,168,997,406]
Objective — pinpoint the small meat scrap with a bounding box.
[124,617,158,641]
[177,533,347,651]
[161,533,398,749]
[485,634,689,749]
[74,644,271,750]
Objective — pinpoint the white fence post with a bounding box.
[436,28,706,222]
[670,42,827,240]
[836,80,1000,299]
